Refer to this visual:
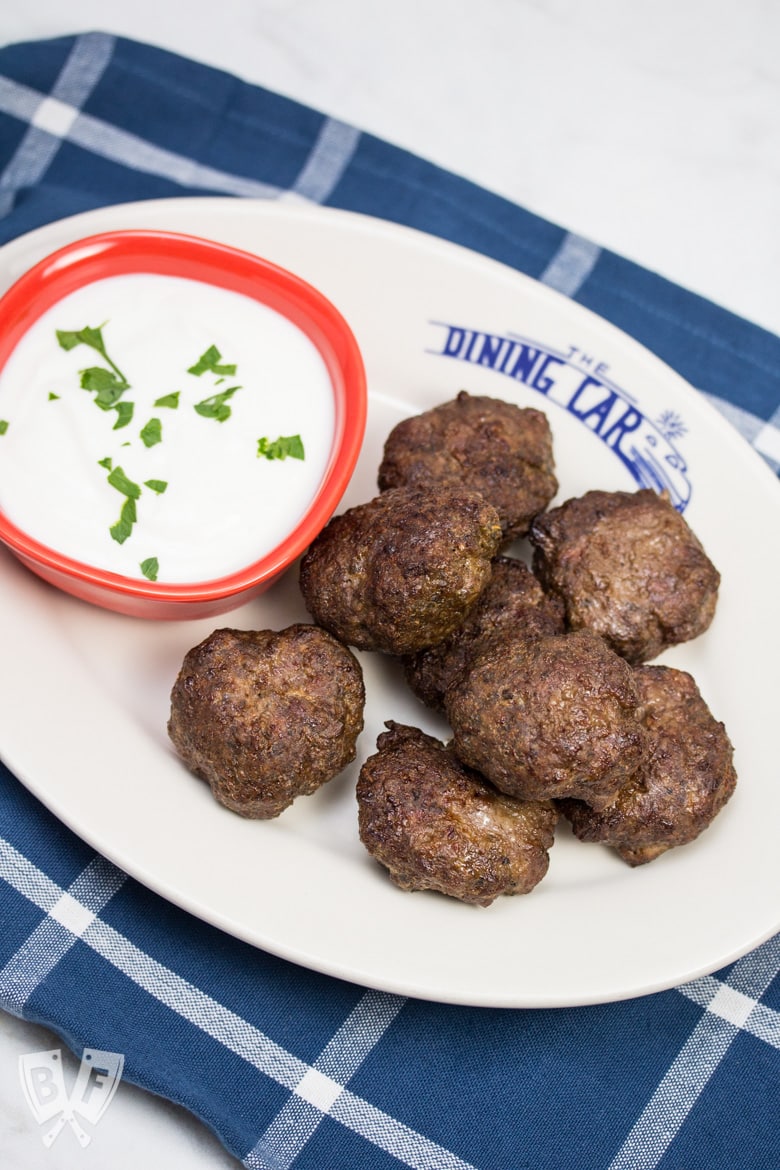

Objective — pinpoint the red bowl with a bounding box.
[0,229,366,619]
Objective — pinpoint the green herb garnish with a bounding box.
[0,420,8,435]
[80,367,129,402]
[112,401,134,430]
[187,345,237,378]
[154,391,180,409]
[57,324,128,385]
[98,456,113,470]
[107,466,141,543]
[144,479,168,494]
[110,497,137,545]
[257,434,305,461]
[107,465,142,499]
[194,386,239,423]
[59,325,134,428]
[48,392,60,401]
[140,417,162,448]
[139,557,159,581]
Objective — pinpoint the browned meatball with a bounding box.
[356,722,558,906]
[168,625,364,819]
[559,665,736,865]
[447,629,645,809]
[529,488,720,664]
[299,484,502,655]
[378,391,558,542]
[402,556,565,711]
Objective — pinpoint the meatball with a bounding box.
[299,484,502,655]
[447,629,645,809]
[403,555,565,711]
[357,722,558,906]
[168,625,365,819]
[559,665,737,865]
[378,391,558,542]
[529,488,720,664]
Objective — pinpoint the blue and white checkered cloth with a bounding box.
[1,32,779,1169]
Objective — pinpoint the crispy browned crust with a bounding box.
[529,489,720,664]
[402,555,565,711]
[356,722,558,906]
[447,629,646,809]
[378,391,558,542]
[298,484,502,655]
[168,625,365,819]
[559,665,737,864]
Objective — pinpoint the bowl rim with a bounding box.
[0,228,367,602]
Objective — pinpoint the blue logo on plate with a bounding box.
[429,323,691,511]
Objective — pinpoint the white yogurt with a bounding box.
[0,273,336,582]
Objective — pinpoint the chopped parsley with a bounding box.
[0,420,8,435]
[110,497,137,545]
[107,465,142,499]
[57,324,128,385]
[58,324,136,434]
[106,467,141,543]
[188,345,242,422]
[154,391,180,409]
[80,366,129,401]
[194,386,240,423]
[51,321,303,578]
[139,556,159,581]
[112,401,134,430]
[257,433,305,461]
[187,344,237,378]
[140,417,163,447]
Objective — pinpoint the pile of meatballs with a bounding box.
[168,390,736,908]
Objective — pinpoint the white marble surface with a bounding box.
[0,1,777,1165]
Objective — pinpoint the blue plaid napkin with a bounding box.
[1,32,779,1170]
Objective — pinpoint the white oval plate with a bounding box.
[1,198,778,1008]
